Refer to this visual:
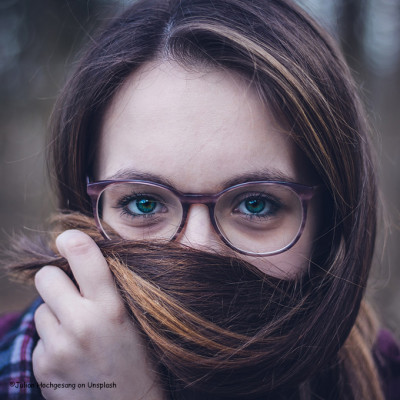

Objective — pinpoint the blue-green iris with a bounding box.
[245,198,265,214]
[136,198,157,213]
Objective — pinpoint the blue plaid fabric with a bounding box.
[0,298,44,399]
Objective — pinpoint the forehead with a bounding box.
[96,61,302,192]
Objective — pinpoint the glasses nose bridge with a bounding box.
[178,193,218,233]
[181,193,217,204]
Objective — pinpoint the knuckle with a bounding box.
[105,301,128,325]
[34,303,48,323]
[47,335,72,363]
[69,320,90,343]
[32,342,51,378]
[67,312,94,345]
[35,266,58,290]
[56,230,93,256]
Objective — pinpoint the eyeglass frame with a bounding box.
[86,177,317,256]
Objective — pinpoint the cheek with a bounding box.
[246,249,310,279]
[243,197,321,279]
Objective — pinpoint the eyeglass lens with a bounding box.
[96,182,303,255]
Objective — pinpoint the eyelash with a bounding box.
[115,193,166,219]
[233,193,281,219]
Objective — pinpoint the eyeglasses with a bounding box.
[87,178,317,256]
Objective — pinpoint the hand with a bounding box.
[33,230,165,400]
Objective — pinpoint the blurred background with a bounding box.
[0,0,399,336]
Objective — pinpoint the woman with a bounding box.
[0,0,399,399]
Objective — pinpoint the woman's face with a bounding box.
[96,61,320,278]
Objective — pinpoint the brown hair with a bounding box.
[8,213,382,400]
[13,0,383,398]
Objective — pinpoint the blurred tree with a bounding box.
[336,0,367,72]
[0,0,121,312]
[0,0,121,234]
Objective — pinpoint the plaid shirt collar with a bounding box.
[0,298,44,399]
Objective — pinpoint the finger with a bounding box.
[32,339,51,388]
[35,265,81,320]
[34,303,59,342]
[55,230,117,301]
[32,338,45,373]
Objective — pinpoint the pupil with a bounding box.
[136,198,156,213]
[245,198,265,213]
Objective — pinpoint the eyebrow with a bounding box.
[221,170,298,188]
[105,169,176,187]
[104,168,298,192]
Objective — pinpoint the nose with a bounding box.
[176,204,223,252]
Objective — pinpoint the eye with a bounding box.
[234,195,279,218]
[117,194,167,217]
[131,197,157,214]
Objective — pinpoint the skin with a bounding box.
[34,61,320,399]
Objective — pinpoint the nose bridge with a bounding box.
[176,202,220,250]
